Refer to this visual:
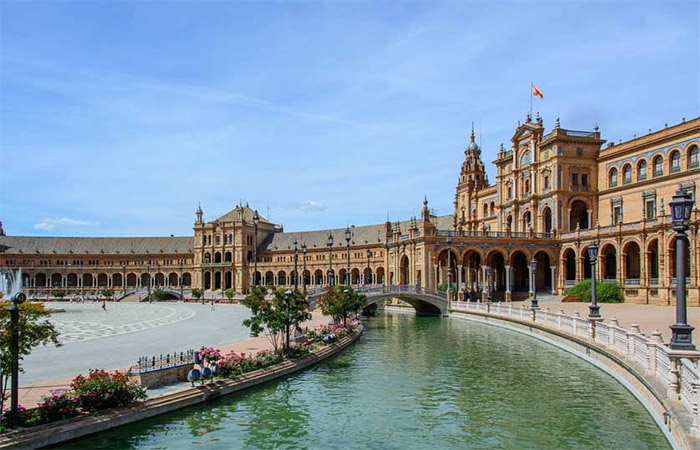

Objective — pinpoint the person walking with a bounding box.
[101,299,107,311]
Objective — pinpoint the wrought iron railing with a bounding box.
[132,349,195,374]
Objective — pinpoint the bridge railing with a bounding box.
[450,301,700,436]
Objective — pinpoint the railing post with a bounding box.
[609,317,619,350]
[692,379,700,436]
[646,329,663,376]
[557,310,564,330]
[628,322,641,361]
[668,356,681,400]
[572,311,580,335]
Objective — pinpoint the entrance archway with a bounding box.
[569,200,590,230]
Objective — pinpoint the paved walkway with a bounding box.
[537,300,700,343]
[18,301,331,408]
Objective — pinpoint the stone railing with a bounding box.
[450,301,700,438]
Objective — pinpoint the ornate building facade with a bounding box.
[1,116,698,305]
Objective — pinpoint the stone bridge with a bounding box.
[307,285,448,316]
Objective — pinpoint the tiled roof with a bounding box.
[0,236,193,255]
[259,215,454,251]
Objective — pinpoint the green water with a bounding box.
[55,314,670,449]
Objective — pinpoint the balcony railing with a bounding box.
[565,130,596,138]
[624,279,641,286]
[434,230,553,239]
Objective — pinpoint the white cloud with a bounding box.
[295,201,326,212]
[34,217,98,231]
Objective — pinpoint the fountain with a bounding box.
[0,267,23,300]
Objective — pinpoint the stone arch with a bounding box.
[601,243,618,280]
[542,205,553,233]
[265,271,274,285]
[313,269,323,285]
[126,273,137,287]
[399,255,410,285]
[224,251,232,263]
[363,266,373,285]
[351,268,360,285]
[214,252,222,263]
[646,238,659,281]
[214,271,222,289]
[338,268,348,285]
[622,240,641,280]
[462,249,483,294]
[50,273,62,287]
[436,248,458,288]
[569,199,590,230]
[97,273,109,287]
[168,272,178,286]
[35,273,47,287]
[154,272,165,287]
[510,250,529,292]
[203,271,211,290]
[522,210,532,230]
[84,273,94,288]
[112,273,122,288]
[376,267,385,284]
[204,252,211,264]
[486,249,507,297]
[302,270,311,286]
[580,244,592,279]
[182,273,192,286]
[67,273,79,287]
[277,270,287,286]
[225,271,232,289]
[533,250,552,292]
[563,248,576,281]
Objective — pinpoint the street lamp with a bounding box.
[284,289,292,355]
[121,262,127,297]
[146,262,152,303]
[530,258,539,310]
[446,231,452,298]
[345,226,351,285]
[253,210,259,289]
[301,243,307,294]
[327,233,334,286]
[293,239,299,292]
[6,290,27,429]
[178,260,184,301]
[669,188,695,351]
[587,242,601,318]
[366,249,371,285]
[485,266,492,303]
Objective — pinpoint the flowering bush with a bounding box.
[215,349,283,378]
[1,405,39,428]
[35,390,80,424]
[70,369,146,412]
[198,346,222,365]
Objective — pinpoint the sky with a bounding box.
[1,0,698,237]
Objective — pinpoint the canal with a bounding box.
[54,313,670,449]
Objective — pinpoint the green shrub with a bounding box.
[437,283,457,292]
[565,279,622,303]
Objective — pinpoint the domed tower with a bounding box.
[459,124,488,189]
[455,124,488,230]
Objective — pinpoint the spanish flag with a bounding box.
[532,84,544,99]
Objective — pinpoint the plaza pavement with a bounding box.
[18,301,331,407]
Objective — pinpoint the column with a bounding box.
[550,265,556,294]
[587,210,592,229]
[505,265,511,302]
[457,265,463,292]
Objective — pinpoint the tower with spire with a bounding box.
[454,124,489,230]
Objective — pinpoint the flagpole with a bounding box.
[529,82,533,119]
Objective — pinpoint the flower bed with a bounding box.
[2,369,145,429]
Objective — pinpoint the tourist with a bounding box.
[101,299,107,311]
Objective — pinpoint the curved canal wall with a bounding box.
[450,302,700,450]
[0,325,363,450]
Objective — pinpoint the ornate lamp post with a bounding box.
[6,290,27,429]
[293,239,299,292]
[669,188,695,351]
[446,231,452,299]
[530,258,539,310]
[588,242,601,318]
[345,227,351,285]
[253,210,259,289]
[485,266,492,303]
[366,249,371,285]
[301,243,307,294]
[178,260,184,301]
[121,262,127,297]
[327,233,334,286]
[146,262,152,303]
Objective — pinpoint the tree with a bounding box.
[100,289,113,300]
[51,290,65,300]
[224,289,234,302]
[191,288,202,301]
[241,287,311,356]
[0,301,60,421]
[152,288,167,301]
[318,285,365,327]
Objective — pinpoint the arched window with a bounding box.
[483,203,488,217]
[609,168,618,188]
[622,164,632,185]
[490,202,495,216]
[653,155,663,177]
[525,179,531,193]
[520,151,531,167]
[670,150,681,173]
[689,145,699,169]
[637,159,647,181]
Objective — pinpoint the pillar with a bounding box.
[457,265,463,292]
[550,265,557,294]
[505,265,511,302]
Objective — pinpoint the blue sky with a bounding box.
[1,0,698,237]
